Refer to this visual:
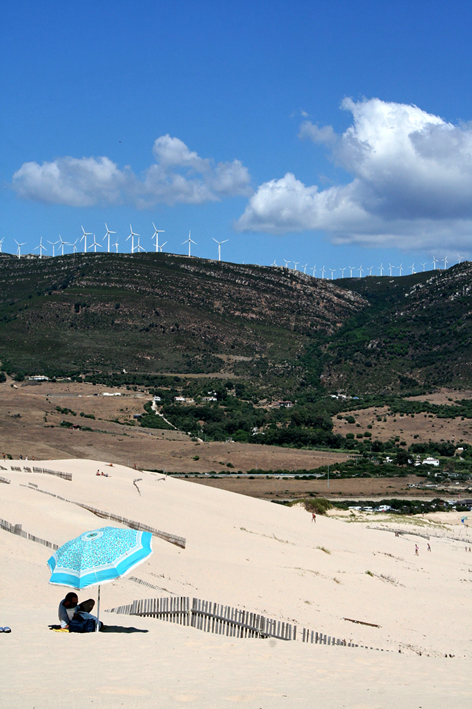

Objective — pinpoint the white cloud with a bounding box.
[12,157,129,207]
[298,121,337,146]
[236,98,472,251]
[12,136,252,208]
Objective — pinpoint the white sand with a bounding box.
[1,458,471,708]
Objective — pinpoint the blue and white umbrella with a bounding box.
[48,526,153,630]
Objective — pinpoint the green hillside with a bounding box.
[325,264,472,393]
[0,253,471,397]
[0,252,365,395]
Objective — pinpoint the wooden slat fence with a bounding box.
[0,518,59,550]
[20,484,186,549]
[109,596,190,625]
[41,467,72,481]
[107,596,294,641]
[75,504,186,548]
[299,628,390,651]
[9,465,72,481]
[191,598,295,640]
[301,629,350,646]
[106,595,394,651]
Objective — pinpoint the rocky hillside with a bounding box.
[0,252,366,391]
[323,262,472,393]
[1,252,471,395]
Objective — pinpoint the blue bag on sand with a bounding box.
[69,616,96,633]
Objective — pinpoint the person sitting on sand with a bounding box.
[75,599,98,620]
[74,599,103,631]
[58,592,79,629]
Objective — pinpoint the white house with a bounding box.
[422,456,440,467]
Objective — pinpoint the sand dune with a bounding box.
[1,458,471,707]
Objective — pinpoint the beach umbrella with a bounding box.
[47,526,153,631]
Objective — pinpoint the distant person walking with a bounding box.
[427,543,431,552]
[312,512,316,524]
[415,544,419,556]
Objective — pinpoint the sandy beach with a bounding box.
[1,458,471,708]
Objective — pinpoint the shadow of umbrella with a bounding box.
[101,625,149,633]
[49,624,149,633]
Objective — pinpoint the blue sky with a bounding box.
[2,0,472,276]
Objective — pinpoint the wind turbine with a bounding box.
[88,235,103,253]
[388,263,394,276]
[104,224,116,253]
[379,263,384,276]
[152,223,165,253]
[340,267,346,278]
[302,263,308,274]
[71,238,79,254]
[293,261,299,270]
[0,238,4,253]
[358,265,363,277]
[48,239,59,257]
[135,236,145,253]
[58,235,69,256]
[158,241,167,253]
[271,259,277,267]
[367,266,373,276]
[398,264,403,276]
[213,238,228,261]
[411,263,416,274]
[283,259,291,268]
[457,253,463,264]
[443,255,448,270]
[182,230,196,257]
[113,239,119,253]
[420,262,427,271]
[321,265,326,279]
[127,225,139,253]
[311,265,317,277]
[81,226,92,253]
[432,256,438,270]
[34,237,47,258]
[329,267,336,279]
[348,265,355,277]
[15,239,26,258]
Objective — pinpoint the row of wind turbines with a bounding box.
[1,226,465,277]
[3,224,229,261]
[277,255,462,278]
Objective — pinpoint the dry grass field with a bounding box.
[2,379,471,501]
[186,472,429,500]
[332,388,472,446]
[0,379,348,474]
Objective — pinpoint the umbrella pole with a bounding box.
[96,585,101,633]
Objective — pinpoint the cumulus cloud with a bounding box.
[236,98,472,250]
[12,136,252,208]
[12,157,130,207]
